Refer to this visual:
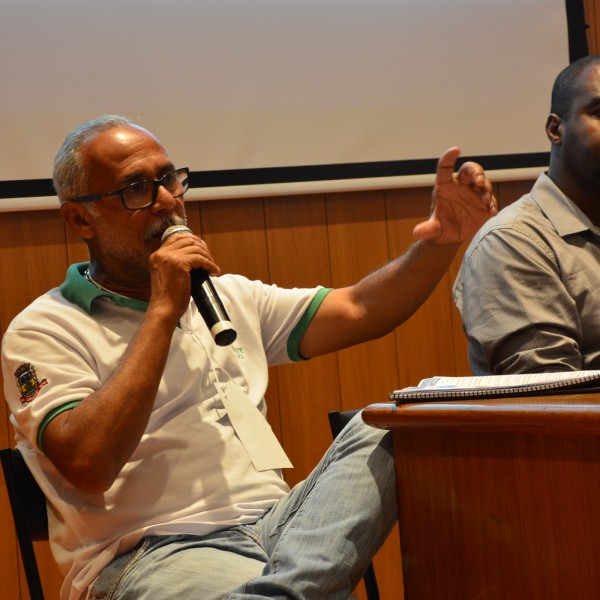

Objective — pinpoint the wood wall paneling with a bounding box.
[584,0,598,53]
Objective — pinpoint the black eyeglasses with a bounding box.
[68,167,190,210]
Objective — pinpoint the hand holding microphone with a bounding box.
[161,225,237,346]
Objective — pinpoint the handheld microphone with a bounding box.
[161,225,237,346]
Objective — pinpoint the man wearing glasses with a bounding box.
[2,114,496,600]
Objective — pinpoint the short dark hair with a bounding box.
[551,54,600,119]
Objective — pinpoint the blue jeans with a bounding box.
[88,412,397,599]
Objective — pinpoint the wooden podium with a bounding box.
[362,395,600,600]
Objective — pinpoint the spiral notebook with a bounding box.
[390,370,600,401]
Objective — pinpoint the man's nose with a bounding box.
[152,183,178,211]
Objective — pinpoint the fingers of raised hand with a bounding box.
[436,147,462,185]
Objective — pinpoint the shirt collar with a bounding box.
[59,262,149,314]
[532,172,600,239]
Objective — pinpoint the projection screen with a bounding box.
[0,0,584,210]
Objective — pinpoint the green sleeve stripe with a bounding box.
[36,400,82,454]
[287,288,332,362]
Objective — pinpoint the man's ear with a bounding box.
[546,113,563,145]
[59,202,94,240]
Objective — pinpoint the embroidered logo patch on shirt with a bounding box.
[232,346,245,359]
[14,363,48,404]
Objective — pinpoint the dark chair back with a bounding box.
[1,447,48,600]
[328,409,380,600]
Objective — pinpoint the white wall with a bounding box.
[0,0,570,196]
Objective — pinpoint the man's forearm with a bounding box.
[352,239,460,337]
[299,239,460,358]
[42,306,180,493]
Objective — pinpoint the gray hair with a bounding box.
[53,114,135,204]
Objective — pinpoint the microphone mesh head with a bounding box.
[161,224,193,243]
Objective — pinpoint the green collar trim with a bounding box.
[59,263,149,314]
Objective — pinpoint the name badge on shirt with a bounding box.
[220,382,293,472]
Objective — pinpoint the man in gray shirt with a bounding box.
[454,54,600,375]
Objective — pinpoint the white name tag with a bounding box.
[220,382,293,471]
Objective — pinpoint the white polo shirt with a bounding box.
[1,263,329,600]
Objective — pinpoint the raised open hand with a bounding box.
[413,147,497,244]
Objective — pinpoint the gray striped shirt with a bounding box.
[454,172,600,375]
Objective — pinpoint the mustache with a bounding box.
[144,214,186,242]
